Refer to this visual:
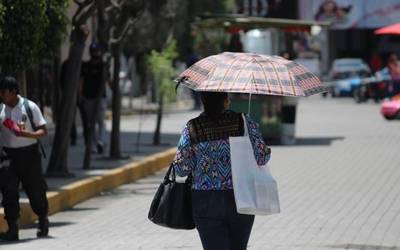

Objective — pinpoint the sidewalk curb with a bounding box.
[0,148,176,231]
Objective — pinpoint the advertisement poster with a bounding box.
[299,0,400,29]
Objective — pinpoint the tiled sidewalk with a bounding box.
[3,97,400,249]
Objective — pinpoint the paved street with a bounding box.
[2,96,400,250]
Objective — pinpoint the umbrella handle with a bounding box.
[248,92,252,115]
[248,82,253,116]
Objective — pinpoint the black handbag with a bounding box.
[148,164,195,230]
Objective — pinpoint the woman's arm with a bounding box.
[172,124,195,177]
[245,114,271,166]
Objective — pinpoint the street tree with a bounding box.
[42,0,69,59]
[0,0,48,93]
[108,1,145,159]
[121,0,187,147]
[146,40,177,145]
[122,0,187,94]
[0,0,68,94]
[46,0,96,176]
[0,3,4,40]
[82,0,145,169]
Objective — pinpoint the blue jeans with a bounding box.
[192,190,254,250]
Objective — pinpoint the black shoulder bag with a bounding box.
[148,164,195,230]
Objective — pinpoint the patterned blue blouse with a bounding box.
[172,113,271,190]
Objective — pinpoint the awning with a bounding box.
[193,15,330,31]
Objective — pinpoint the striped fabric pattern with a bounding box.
[176,52,326,97]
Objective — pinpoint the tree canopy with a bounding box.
[0,0,68,74]
[0,3,4,39]
[147,39,178,103]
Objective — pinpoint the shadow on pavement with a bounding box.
[270,136,345,146]
[99,184,159,197]
[326,244,400,250]
[21,221,75,230]
[0,237,39,245]
[64,207,99,212]
[294,136,345,146]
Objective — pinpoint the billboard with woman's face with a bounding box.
[300,0,400,29]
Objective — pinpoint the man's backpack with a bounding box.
[22,98,46,158]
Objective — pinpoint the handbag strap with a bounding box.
[241,113,249,136]
[164,164,176,182]
[164,164,193,184]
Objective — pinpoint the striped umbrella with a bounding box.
[176,52,326,97]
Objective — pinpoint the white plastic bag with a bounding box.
[229,114,280,215]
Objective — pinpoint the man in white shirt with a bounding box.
[0,76,49,241]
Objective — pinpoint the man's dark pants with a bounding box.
[192,190,254,250]
[2,144,48,222]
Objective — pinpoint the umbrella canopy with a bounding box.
[176,52,325,97]
[375,23,400,35]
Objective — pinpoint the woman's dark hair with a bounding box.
[200,91,228,117]
[0,76,19,94]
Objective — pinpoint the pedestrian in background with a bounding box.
[0,76,49,241]
[81,43,108,154]
[279,50,291,60]
[387,53,400,97]
[172,92,271,250]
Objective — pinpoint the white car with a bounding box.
[328,58,371,96]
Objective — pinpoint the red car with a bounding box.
[381,94,400,120]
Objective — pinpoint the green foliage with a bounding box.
[223,0,235,12]
[42,0,69,59]
[0,0,47,74]
[147,40,178,103]
[0,3,4,39]
[0,0,69,74]
[193,28,227,56]
[190,0,235,57]
[191,0,235,15]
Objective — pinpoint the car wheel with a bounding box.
[384,115,396,120]
[353,89,362,103]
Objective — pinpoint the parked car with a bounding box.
[380,94,400,120]
[328,58,372,97]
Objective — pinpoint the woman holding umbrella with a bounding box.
[172,52,325,250]
[172,91,270,250]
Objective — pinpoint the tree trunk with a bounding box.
[38,63,45,112]
[52,56,61,123]
[110,45,122,158]
[46,28,88,176]
[82,97,95,169]
[17,71,27,97]
[153,94,163,145]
